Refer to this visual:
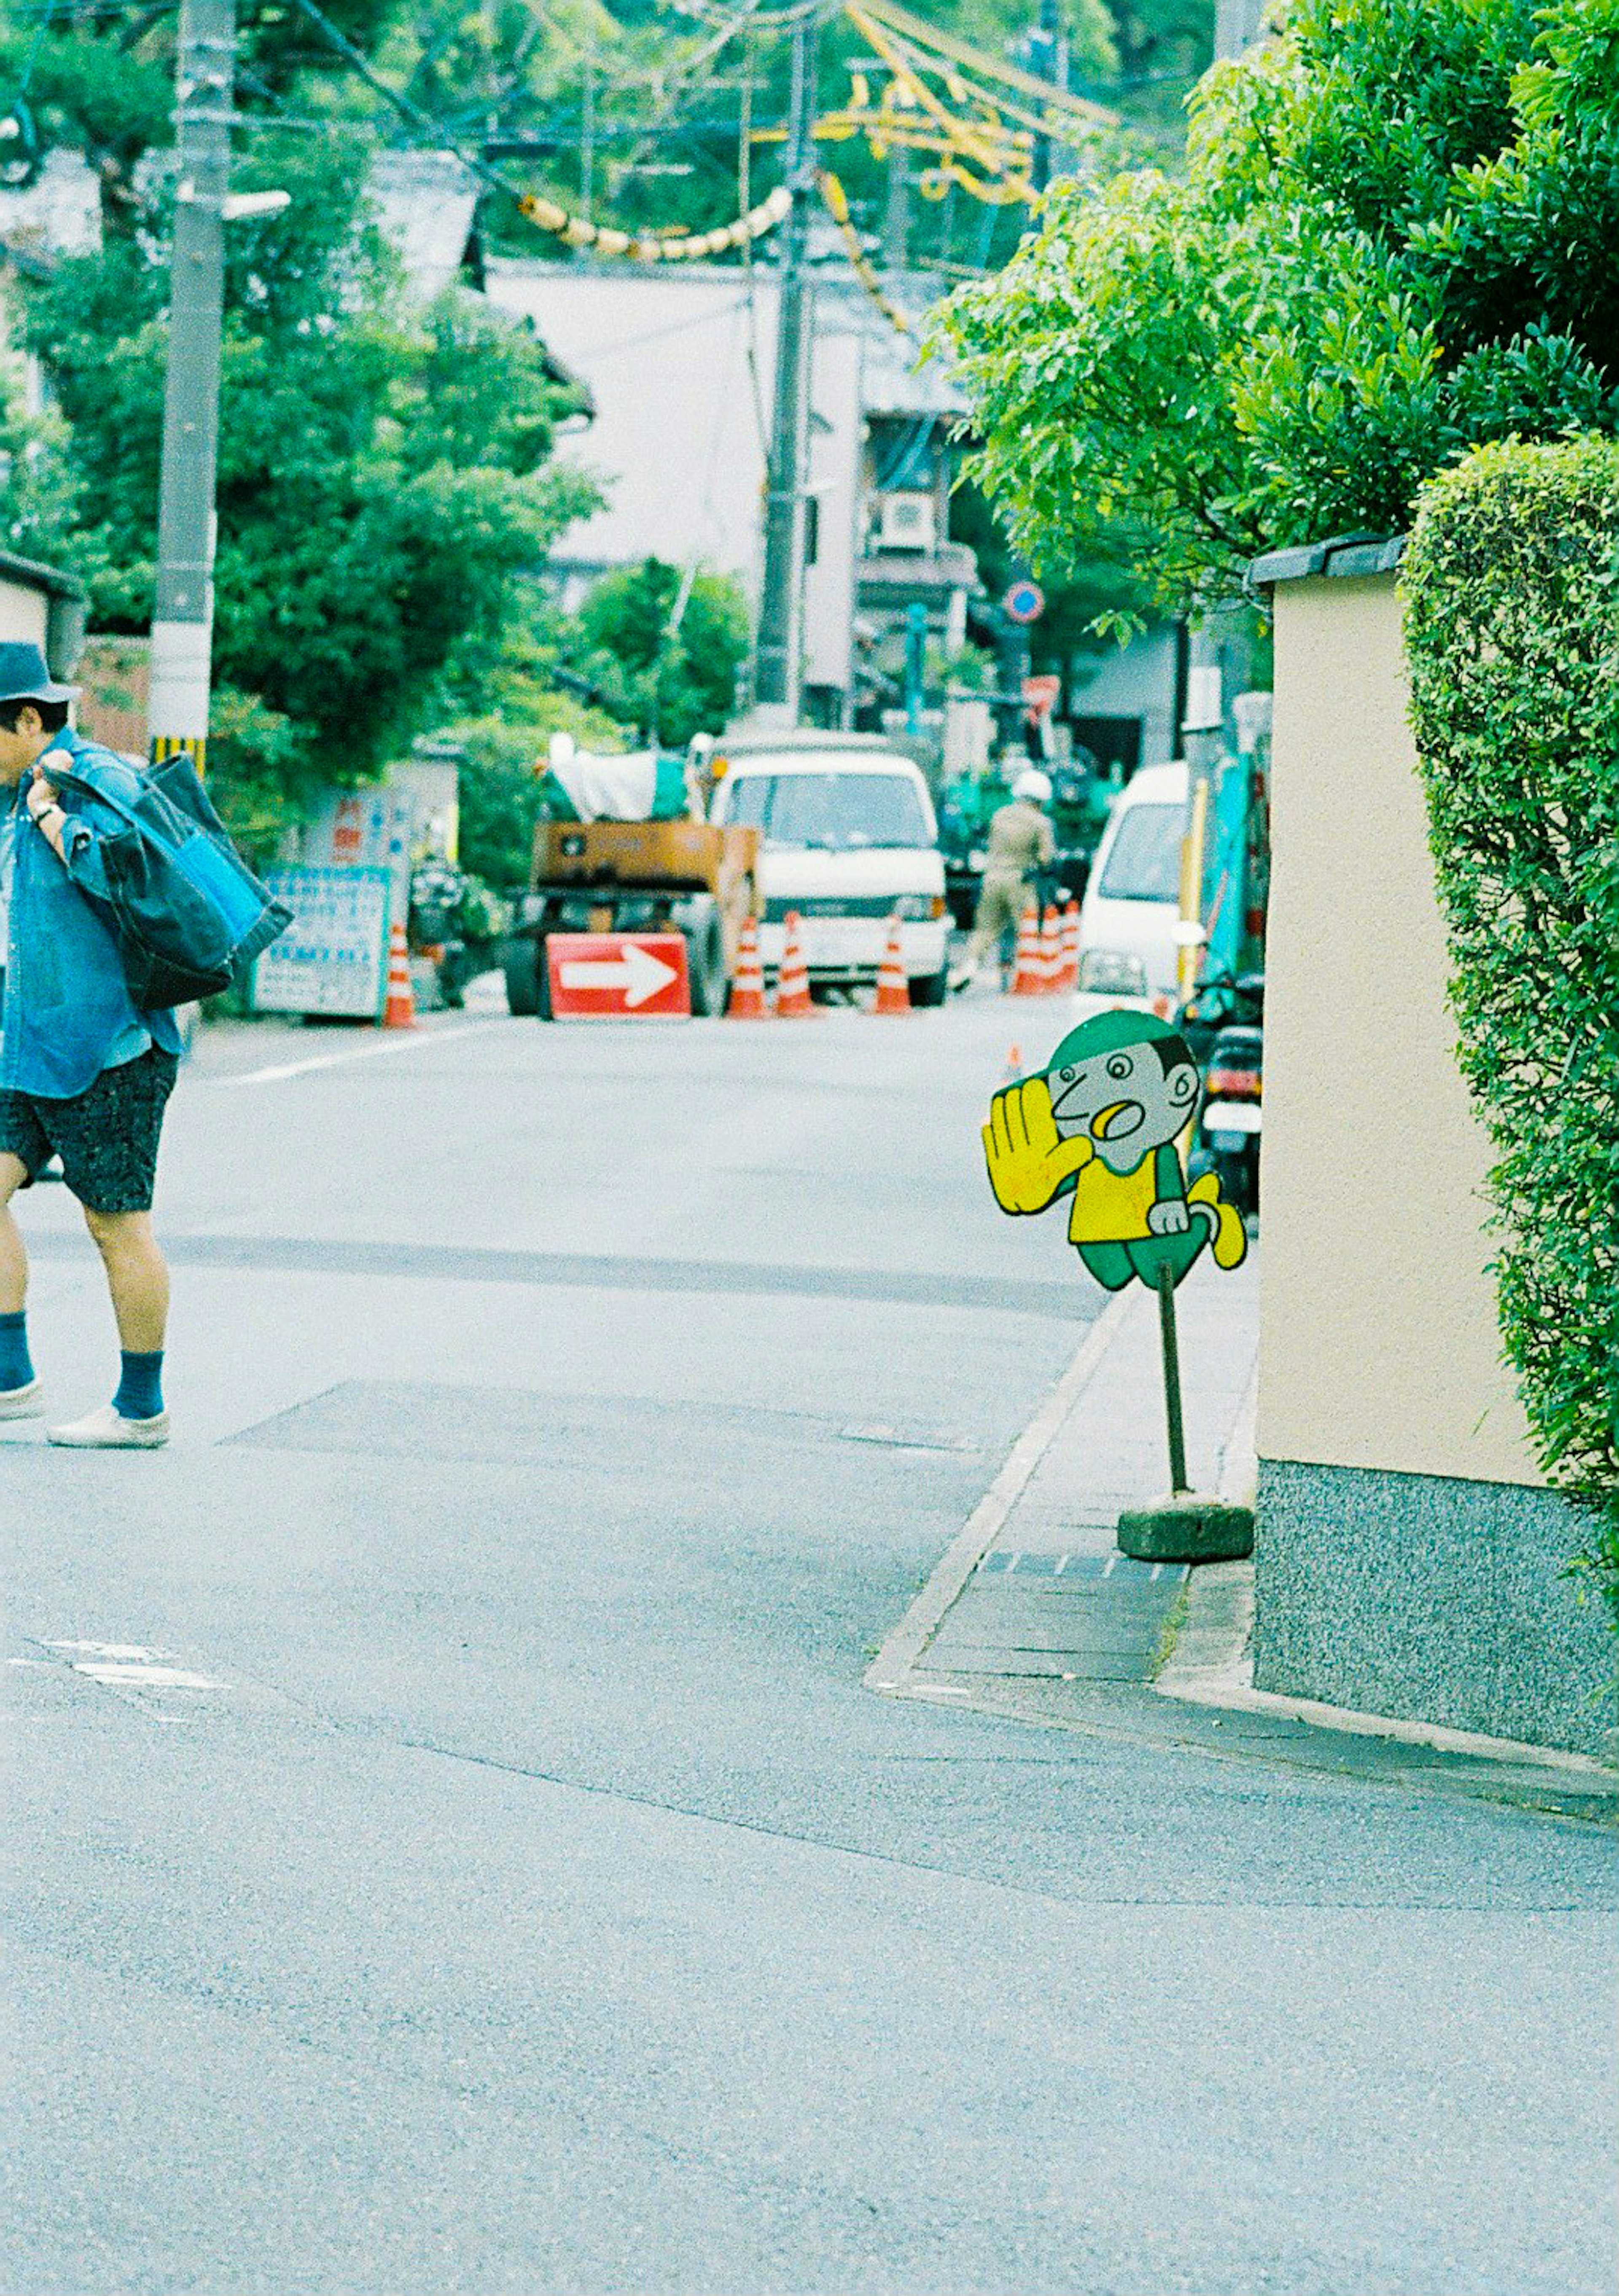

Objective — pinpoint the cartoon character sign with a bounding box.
[983,1012,1247,1290]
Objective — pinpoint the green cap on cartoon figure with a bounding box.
[1043,1010,1201,1163]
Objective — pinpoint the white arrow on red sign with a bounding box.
[557,942,679,1009]
[545,931,692,1019]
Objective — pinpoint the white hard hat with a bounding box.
[1014,768,1052,805]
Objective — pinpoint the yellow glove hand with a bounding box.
[982,1074,1095,1216]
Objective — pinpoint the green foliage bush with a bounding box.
[1401,437,1619,1622]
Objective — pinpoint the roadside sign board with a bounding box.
[301,787,415,907]
[251,865,392,1019]
[1003,579,1045,625]
[546,932,691,1020]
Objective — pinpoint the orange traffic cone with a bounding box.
[727,913,770,1019]
[1010,903,1043,996]
[873,915,912,1014]
[1038,905,1062,994]
[775,912,815,1017]
[383,918,417,1029]
[1058,899,1081,992]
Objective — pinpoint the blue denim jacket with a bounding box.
[2,730,183,1100]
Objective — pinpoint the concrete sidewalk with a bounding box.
[869,1247,1619,1827]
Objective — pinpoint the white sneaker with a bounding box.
[0,1378,42,1420]
[47,1402,170,1449]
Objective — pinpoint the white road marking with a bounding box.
[209,1020,495,1088]
[70,1662,225,1689]
[46,1639,167,1660]
[42,1639,226,1690]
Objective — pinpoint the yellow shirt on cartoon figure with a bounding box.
[1065,1146,1169,1246]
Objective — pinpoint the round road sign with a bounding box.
[1003,579,1045,625]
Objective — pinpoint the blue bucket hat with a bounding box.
[0,641,77,705]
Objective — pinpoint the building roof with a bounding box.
[367,149,483,304]
[367,153,594,414]
[0,547,83,600]
[1249,533,1404,584]
[859,542,982,599]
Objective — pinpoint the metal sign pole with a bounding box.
[1156,1260,1189,1496]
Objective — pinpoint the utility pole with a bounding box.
[148,0,235,771]
[753,5,818,722]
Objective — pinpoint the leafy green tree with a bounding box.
[2,116,596,843]
[568,557,748,749]
[938,0,1619,615]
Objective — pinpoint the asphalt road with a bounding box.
[6,991,1614,2296]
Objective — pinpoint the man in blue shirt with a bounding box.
[0,643,183,1448]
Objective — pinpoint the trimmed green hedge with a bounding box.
[1402,437,1619,1626]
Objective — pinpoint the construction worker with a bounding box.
[963,766,1055,982]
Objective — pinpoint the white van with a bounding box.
[709,734,950,1004]
[1072,760,1189,1021]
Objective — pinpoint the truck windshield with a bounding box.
[1097,802,1185,902]
[725,771,933,851]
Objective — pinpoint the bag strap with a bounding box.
[42,753,161,842]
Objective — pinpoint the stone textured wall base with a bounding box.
[1254,1459,1615,1757]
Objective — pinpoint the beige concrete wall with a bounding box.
[0,577,48,648]
[1257,573,1540,1486]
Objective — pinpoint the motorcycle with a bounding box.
[1179,968,1264,1215]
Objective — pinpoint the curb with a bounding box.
[867,1278,1616,1817]
[865,1287,1140,1693]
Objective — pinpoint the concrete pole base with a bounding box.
[1117,1494,1255,1564]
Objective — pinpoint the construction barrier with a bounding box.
[1038,905,1062,995]
[1010,902,1043,996]
[873,915,912,1014]
[1058,899,1081,993]
[383,920,417,1029]
[775,912,815,1017]
[728,914,770,1019]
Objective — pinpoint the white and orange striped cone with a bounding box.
[1058,899,1081,993]
[1009,902,1043,996]
[727,913,770,1019]
[775,911,815,1017]
[1038,905,1062,994]
[382,918,417,1029]
[873,915,912,1014]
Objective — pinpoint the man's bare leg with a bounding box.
[0,1152,28,1317]
[82,1207,169,1353]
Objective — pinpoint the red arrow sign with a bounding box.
[546,932,691,1018]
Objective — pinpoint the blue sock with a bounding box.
[113,1350,164,1420]
[0,1310,33,1392]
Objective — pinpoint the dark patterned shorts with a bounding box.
[0,1047,178,1214]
